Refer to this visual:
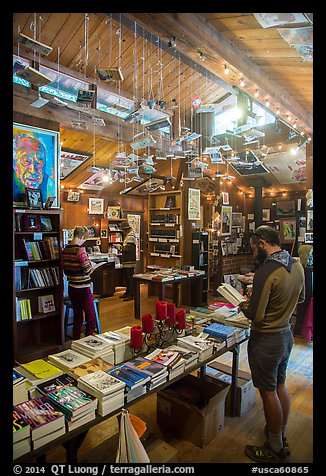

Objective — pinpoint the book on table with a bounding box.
[13,408,30,443]
[13,369,26,386]
[47,349,92,371]
[13,436,31,459]
[106,363,151,390]
[14,396,65,442]
[217,282,247,307]
[144,348,182,369]
[69,357,113,378]
[14,359,63,386]
[77,370,125,399]
[124,356,168,388]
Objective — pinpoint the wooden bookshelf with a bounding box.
[147,191,184,269]
[13,208,64,364]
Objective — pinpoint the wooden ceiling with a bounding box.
[13,12,313,196]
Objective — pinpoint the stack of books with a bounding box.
[203,323,238,348]
[71,335,115,364]
[47,349,92,372]
[106,363,151,403]
[97,331,131,364]
[177,334,216,362]
[13,408,31,459]
[223,311,251,331]
[144,348,185,380]
[13,369,28,405]
[124,356,168,390]
[164,345,199,370]
[77,370,125,416]
[68,357,113,379]
[36,374,98,432]
[112,326,133,361]
[14,359,63,387]
[14,396,66,449]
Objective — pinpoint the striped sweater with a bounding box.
[62,244,92,288]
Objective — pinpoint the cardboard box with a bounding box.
[157,374,230,448]
[206,362,256,417]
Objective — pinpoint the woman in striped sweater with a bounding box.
[62,226,96,339]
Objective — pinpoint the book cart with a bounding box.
[13,335,247,463]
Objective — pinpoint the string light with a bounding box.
[224,65,229,75]
[276,107,280,115]
[254,90,259,97]
[265,99,270,107]
[240,78,245,87]
[287,114,292,121]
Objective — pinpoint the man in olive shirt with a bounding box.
[242,226,305,463]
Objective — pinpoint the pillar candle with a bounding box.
[142,313,154,334]
[130,325,143,349]
[166,302,176,326]
[156,301,167,320]
[176,308,186,329]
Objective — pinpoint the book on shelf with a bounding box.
[13,408,31,444]
[217,283,247,307]
[38,294,56,313]
[15,359,63,386]
[14,396,65,442]
[40,216,53,231]
[47,349,92,371]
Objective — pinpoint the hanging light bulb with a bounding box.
[240,78,245,87]
[287,114,292,121]
[265,98,270,107]
[276,107,280,115]
[224,65,229,75]
[254,89,259,98]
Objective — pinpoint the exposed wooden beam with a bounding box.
[122,13,312,134]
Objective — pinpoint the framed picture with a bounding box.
[40,216,53,231]
[221,205,232,236]
[279,217,296,243]
[222,192,229,205]
[305,232,313,244]
[100,229,108,238]
[188,188,201,220]
[232,212,242,227]
[23,214,41,232]
[13,123,60,208]
[107,206,121,219]
[25,187,43,209]
[262,209,271,221]
[88,197,104,215]
[306,209,313,231]
[276,200,295,217]
[44,196,55,209]
[67,191,80,202]
[86,226,97,237]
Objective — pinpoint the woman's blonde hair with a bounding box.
[73,226,89,239]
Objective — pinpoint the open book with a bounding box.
[217,282,247,307]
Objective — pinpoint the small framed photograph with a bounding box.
[67,191,80,202]
[100,229,108,238]
[279,218,296,243]
[222,192,229,205]
[40,216,52,231]
[25,188,43,209]
[306,209,313,231]
[221,205,232,236]
[44,196,56,209]
[276,200,295,217]
[86,226,97,237]
[24,214,41,232]
[305,232,313,244]
[262,209,271,221]
[88,197,104,215]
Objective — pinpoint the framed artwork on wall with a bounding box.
[276,200,295,217]
[306,209,313,231]
[279,217,296,243]
[305,232,313,244]
[67,191,80,202]
[262,209,271,221]
[221,205,232,236]
[88,197,104,215]
[222,192,229,205]
[13,123,60,208]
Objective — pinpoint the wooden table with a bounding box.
[14,336,248,464]
[133,274,205,319]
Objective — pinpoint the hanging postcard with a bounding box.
[188,188,201,221]
[253,13,309,29]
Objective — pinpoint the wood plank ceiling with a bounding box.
[13,12,313,196]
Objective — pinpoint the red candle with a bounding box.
[166,303,176,326]
[142,313,154,334]
[176,308,186,329]
[156,301,167,320]
[130,325,143,349]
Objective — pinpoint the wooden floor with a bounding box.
[45,284,313,464]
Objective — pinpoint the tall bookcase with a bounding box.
[191,231,209,305]
[99,217,128,254]
[13,208,64,364]
[148,190,183,269]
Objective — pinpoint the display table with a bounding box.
[14,335,248,464]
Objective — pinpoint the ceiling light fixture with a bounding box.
[224,65,230,75]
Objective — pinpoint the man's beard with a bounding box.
[256,245,268,265]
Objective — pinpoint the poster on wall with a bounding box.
[13,123,60,208]
[188,188,201,220]
[60,150,91,180]
[221,205,232,236]
[127,213,141,261]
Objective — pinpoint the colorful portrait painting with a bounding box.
[13,123,59,207]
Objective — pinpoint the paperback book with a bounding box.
[217,283,247,307]
[15,360,63,385]
[47,349,92,371]
[77,370,125,398]
[106,364,150,390]
[69,357,113,378]
[13,408,30,443]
